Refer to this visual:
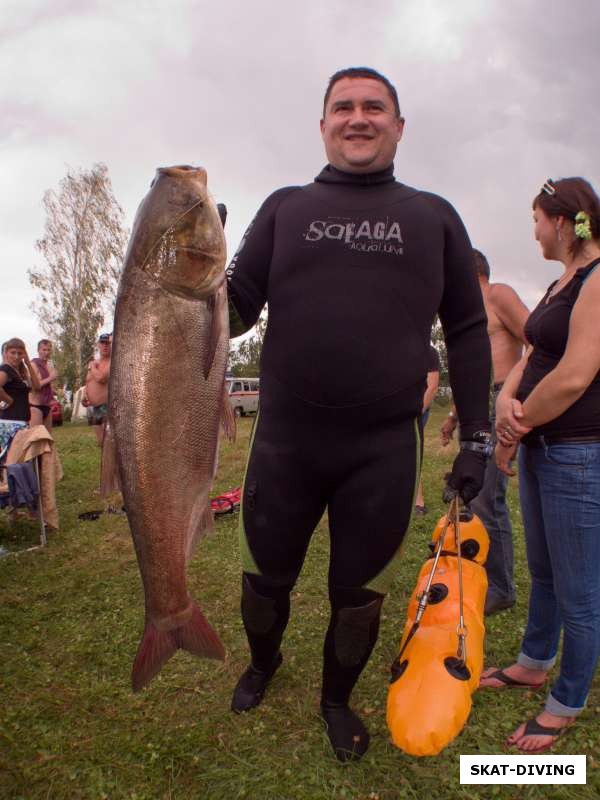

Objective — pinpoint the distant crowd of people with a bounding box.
[0,333,113,506]
[0,332,112,434]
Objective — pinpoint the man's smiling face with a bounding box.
[320,77,404,174]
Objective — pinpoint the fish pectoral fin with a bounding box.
[221,381,236,441]
[185,498,214,563]
[202,293,221,379]
[131,601,225,692]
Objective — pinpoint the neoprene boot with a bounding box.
[231,652,283,713]
[320,588,384,761]
[231,573,291,713]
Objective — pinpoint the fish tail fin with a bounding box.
[131,623,178,693]
[131,601,225,692]
[175,600,226,661]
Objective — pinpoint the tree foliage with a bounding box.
[229,312,267,377]
[29,163,127,389]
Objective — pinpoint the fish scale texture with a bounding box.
[110,167,228,687]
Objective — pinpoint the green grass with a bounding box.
[1,408,598,800]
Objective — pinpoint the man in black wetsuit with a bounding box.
[226,67,492,762]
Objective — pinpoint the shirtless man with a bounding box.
[441,249,529,614]
[82,333,112,445]
[29,339,58,430]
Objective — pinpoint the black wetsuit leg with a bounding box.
[234,381,329,711]
[231,572,292,713]
[320,413,420,759]
[236,377,421,738]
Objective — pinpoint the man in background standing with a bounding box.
[82,333,112,446]
[441,249,529,614]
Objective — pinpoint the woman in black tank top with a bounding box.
[480,177,600,753]
[1,338,41,422]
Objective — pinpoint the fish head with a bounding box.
[135,165,227,299]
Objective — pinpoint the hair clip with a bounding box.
[574,211,592,240]
[541,179,556,196]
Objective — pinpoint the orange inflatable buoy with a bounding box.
[386,503,489,756]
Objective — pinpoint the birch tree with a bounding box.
[29,163,127,389]
[229,312,267,377]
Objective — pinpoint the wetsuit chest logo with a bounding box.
[303,218,404,255]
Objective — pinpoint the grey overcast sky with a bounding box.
[2,0,600,351]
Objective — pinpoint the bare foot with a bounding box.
[480,664,547,689]
[507,711,574,753]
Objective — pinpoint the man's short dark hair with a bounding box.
[37,338,51,349]
[472,249,490,280]
[323,67,401,118]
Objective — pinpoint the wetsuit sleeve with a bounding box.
[434,198,491,439]
[226,187,296,338]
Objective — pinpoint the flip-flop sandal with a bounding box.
[106,505,126,516]
[512,717,571,754]
[78,510,103,521]
[480,667,546,690]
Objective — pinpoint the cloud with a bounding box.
[2,0,599,346]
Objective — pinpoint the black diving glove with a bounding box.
[443,432,492,505]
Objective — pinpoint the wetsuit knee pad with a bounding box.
[329,586,384,668]
[241,572,293,635]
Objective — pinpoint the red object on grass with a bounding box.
[210,487,242,515]
[50,397,63,426]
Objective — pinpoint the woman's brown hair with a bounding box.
[2,337,28,380]
[533,177,600,258]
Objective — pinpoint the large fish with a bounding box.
[110,165,233,692]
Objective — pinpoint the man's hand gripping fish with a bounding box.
[110,165,234,692]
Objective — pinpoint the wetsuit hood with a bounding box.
[315,163,396,186]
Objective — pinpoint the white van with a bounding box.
[227,377,259,417]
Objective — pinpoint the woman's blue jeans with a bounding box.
[518,441,600,716]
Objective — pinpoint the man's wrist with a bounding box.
[462,429,492,443]
[460,430,493,457]
[460,440,492,456]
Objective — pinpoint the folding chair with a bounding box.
[0,420,47,551]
